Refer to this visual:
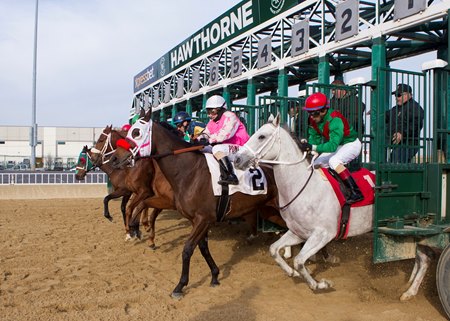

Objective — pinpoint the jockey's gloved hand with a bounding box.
[198,138,210,146]
[299,141,312,152]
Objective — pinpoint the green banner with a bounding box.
[134,0,303,93]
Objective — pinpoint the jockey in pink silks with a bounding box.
[199,95,249,185]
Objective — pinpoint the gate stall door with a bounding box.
[373,66,450,263]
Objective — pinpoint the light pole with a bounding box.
[30,0,39,171]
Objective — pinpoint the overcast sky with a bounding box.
[0,0,240,128]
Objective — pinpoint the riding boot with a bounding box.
[218,156,239,185]
[339,169,364,204]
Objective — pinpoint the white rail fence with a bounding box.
[0,172,108,185]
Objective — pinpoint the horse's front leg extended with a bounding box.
[400,244,434,301]
[293,229,334,290]
[171,220,210,299]
[269,230,302,277]
[198,231,220,287]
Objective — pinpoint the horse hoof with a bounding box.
[317,279,334,290]
[210,281,220,287]
[171,292,183,300]
[104,215,113,222]
[148,244,157,250]
[325,255,340,264]
[400,292,413,302]
[125,234,133,241]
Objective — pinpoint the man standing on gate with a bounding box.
[385,84,424,163]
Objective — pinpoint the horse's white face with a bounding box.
[235,114,281,170]
[126,118,153,157]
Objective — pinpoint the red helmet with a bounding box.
[303,92,329,111]
[121,124,131,132]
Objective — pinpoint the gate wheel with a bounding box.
[437,243,450,319]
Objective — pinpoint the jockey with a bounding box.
[199,95,250,185]
[173,111,192,142]
[300,92,364,204]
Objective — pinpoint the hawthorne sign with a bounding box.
[134,0,303,93]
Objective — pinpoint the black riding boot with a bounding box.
[339,169,364,204]
[218,156,239,185]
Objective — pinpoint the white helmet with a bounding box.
[205,95,227,109]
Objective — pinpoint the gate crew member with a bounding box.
[199,95,250,185]
[300,92,363,204]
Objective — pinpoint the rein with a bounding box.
[244,122,318,210]
[278,168,314,211]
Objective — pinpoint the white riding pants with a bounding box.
[211,144,242,161]
[314,138,362,170]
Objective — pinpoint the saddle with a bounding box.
[320,168,375,239]
[203,154,268,222]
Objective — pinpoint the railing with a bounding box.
[0,171,108,185]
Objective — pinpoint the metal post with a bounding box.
[30,0,39,171]
[278,68,288,124]
[370,36,387,165]
[247,78,256,135]
[186,99,192,115]
[223,87,231,107]
[318,55,330,86]
[171,104,177,124]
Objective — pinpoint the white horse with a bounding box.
[234,114,432,300]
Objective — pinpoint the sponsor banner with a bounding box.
[134,0,304,93]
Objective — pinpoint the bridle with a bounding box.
[76,149,96,172]
[243,123,310,166]
[242,123,318,211]
[91,130,117,164]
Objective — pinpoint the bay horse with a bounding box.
[233,114,433,301]
[89,126,175,247]
[109,110,317,298]
[75,144,131,224]
[90,125,282,248]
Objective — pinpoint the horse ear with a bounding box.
[139,108,146,118]
[268,114,275,122]
[273,113,281,127]
[144,108,152,122]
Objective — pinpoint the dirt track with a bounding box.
[0,198,447,321]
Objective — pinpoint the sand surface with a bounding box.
[0,198,447,321]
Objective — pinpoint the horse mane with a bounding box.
[155,121,194,148]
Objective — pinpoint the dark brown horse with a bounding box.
[110,110,287,298]
[89,126,175,247]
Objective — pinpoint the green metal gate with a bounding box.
[372,66,450,263]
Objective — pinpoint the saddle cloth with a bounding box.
[320,167,375,208]
[321,167,375,239]
[204,154,268,196]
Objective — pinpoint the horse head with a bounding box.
[75,145,95,180]
[235,113,283,169]
[111,108,153,169]
[91,125,128,166]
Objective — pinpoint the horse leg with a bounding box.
[172,220,210,299]
[269,230,302,277]
[293,229,334,290]
[124,195,140,241]
[400,244,435,301]
[120,193,132,226]
[198,231,220,287]
[103,189,128,221]
[146,208,162,250]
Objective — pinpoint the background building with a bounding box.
[0,126,105,170]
